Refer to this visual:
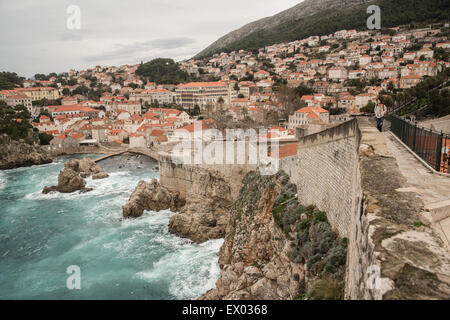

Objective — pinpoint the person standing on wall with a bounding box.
[374,99,387,132]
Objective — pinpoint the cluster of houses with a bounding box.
[32,106,191,150]
[1,24,448,152]
[179,25,448,128]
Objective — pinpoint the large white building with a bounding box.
[288,106,329,129]
[130,88,175,105]
[0,91,33,113]
[107,101,141,115]
[328,67,348,81]
[175,81,229,109]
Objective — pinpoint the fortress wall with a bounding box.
[159,153,257,200]
[295,118,450,300]
[295,119,360,238]
[278,155,299,185]
[158,118,450,300]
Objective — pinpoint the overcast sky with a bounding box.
[0,0,303,78]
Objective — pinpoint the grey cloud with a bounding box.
[60,32,84,41]
[83,37,196,62]
[145,37,196,50]
[0,0,301,77]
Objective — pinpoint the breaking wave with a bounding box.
[0,154,221,299]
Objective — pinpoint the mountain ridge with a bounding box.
[194,0,450,59]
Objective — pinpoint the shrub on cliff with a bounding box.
[232,171,284,224]
[270,174,347,277]
[233,171,347,300]
[269,173,347,300]
[307,277,344,300]
[289,209,347,276]
[272,180,301,236]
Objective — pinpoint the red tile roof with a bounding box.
[177,81,227,88]
[271,143,298,159]
[150,129,165,137]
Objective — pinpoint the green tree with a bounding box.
[434,47,449,62]
[295,84,314,97]
[94,105,106,112]
[34,74,49,81]
[136,58,191,84]
[193,105,200,116]
[39,132,53,145]
[0,105,33,142]
[387,81,395,92]
[361,101,376,114]
[0,72,24,90]
[39,110,54,121]
[72,85,89,96]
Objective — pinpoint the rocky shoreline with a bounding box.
[122,165,347,300]
[122,167,233,243]
[42,158,109,194]
[201,171,347,300]
[0,134,52,170]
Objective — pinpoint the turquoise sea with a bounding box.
[0,154,222,299]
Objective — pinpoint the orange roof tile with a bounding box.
[271,143,298,159]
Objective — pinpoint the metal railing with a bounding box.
[390,115,449,173]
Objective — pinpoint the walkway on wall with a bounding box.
[383,131,450,250]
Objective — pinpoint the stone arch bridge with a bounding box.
[94,148,159,163]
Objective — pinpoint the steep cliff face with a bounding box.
[168,168,234,243]
[0,134,52,170]
[201,171,347,300]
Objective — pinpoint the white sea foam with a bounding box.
[136,238,223,299]
[121,209,175,228]
[0,172,6,191]
[24,170,146,201]
[115,208,224,299]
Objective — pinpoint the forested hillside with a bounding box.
[195,0,450,59]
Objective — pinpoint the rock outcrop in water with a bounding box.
[0,134,52,170]
[123,166,234,243]
[122,179,185,218]
[200,171,347,300]
[65,158,108,178]
[42,158,108,194]
[42,168,90,194]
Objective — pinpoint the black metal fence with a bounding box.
[390,115,449,173]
